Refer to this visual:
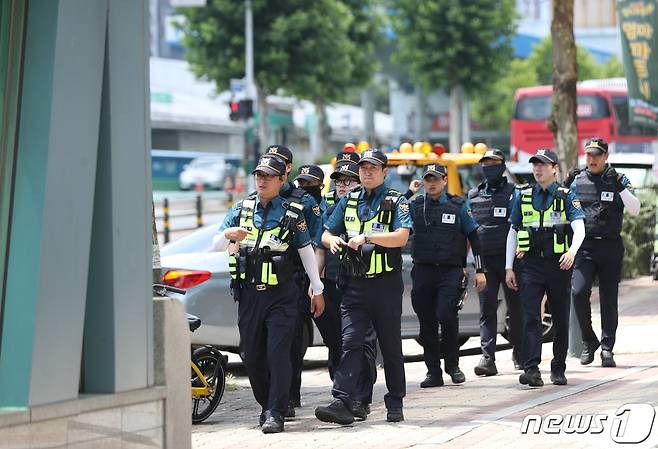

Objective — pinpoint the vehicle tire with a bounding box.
[653,267,658,281]
[191,346,227,424]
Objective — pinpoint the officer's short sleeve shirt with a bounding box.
[218,195,311,249]
[324,183,412,235]
[509,182,585,228]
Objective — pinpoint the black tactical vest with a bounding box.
[468,181,515,256]
[574,169,624,238]
[412,194,467,266]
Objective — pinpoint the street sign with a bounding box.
[230,79,245,95]
[618,0,658,126]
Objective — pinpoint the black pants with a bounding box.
[572,238,624,352]
[519,255,571,374]
[312,279,378,402]
[411,264,463,375]
[478,254,523,362]
[332,271,405,409]
[289,273,309,404]
[238,281,297,418]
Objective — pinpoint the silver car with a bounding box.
[160,221,551,354]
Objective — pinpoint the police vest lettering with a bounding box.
[574,170,623,238]
[227,196,302,287]
[468,182,515,256]
[516,187,572,256]
[343,188,402,277]
[412,194,467,266]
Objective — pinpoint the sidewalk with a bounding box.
[193,277,658,449]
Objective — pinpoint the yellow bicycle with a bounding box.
[153,284,227,424]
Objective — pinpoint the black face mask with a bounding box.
[302,185,323,203]
[482,164,506,183]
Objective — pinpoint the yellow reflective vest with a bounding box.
[517,186,571,256]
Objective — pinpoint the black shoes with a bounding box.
[580,340,600,365]
[259,410,266,426]
[261,411,284,434]
[386,407,404,422]
[474,357,498,377]
[519,370,544,387]
[550,372,568,385]
[284,402,295,418]
[601,350,616,367]
[446,366,466,384]
[351,401,369,421]
[315,399,355,425]
[420,373,444,388]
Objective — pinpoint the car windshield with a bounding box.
[612,95,658,137]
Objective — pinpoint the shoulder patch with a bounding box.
[297,220,307,232]
[312,205,321,216]
[572,200,582,209]
[399,202,410,213]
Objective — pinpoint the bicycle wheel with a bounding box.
[191,346,226,424]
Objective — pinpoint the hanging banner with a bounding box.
[618,0,658,126]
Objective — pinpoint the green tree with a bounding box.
[471,58,537,131]
[391,0,516,151]
[527,36,619,85]
[177,0,380,157]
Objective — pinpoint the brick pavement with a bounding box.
[193,277,658,449]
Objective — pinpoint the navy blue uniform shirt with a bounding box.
[570,166,634,210]
[509,181,586,228]
[280,182,322,243]
[218,195,312,249]
[324,183,413,236]
[409,190,479,236]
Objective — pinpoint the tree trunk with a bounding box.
[549,0,578,178]
[257,87,270,150]
[361,85,376,146]
[449,85,463,153]
[315,98,328,157]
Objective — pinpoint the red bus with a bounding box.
[510,78,657,162]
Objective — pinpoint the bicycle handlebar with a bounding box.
[152,283,186,296]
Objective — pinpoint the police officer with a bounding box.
[570,138,640,368]
[468,149,524,376]
[264,145,322,416]
[409,163,486,388]
[314,159,378,419]
[323,151,362,208]
[505,148,586,387]
[214,155,325,433]
[315,149,412,424]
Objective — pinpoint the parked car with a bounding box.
[179,156,233,191]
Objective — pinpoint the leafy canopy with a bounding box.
[390,0,516,94]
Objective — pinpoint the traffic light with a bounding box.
[229,99,254,121]
[229,100,240,121]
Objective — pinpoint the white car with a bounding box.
[179,157,231,190]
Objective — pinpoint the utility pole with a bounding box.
[245,0,256,192]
